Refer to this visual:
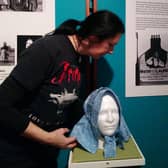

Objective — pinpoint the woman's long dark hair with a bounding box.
[49,10,124,41]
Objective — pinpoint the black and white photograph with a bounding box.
[0,0,42,12]
[0,41,15,65]
[17,35,42,61]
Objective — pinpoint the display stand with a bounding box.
[68,136,145,168]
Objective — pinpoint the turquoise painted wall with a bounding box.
[56,0,85,27]
[56,1,168,168]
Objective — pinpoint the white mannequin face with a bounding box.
[98,95,119,136]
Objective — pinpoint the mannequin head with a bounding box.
[98,95,119,136]
[70,87,130,158]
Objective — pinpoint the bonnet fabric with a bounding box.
[70,87,130,158]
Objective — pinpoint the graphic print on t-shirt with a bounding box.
[50,61,80,84]
[49,88,78,105]
[49,60,81,107]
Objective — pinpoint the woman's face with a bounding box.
[79,33,122,59]
[97,95,119,136]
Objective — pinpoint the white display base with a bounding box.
[68,136,145,168]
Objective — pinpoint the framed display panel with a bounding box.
[126,0,168,97]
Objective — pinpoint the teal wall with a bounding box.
[56,0,85,27]
[56,1,168,168]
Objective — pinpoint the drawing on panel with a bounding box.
[135,33,168,86]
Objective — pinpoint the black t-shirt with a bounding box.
[12,34,83,130]
[0,34,85,165]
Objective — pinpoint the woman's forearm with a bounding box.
[22,121,50,144]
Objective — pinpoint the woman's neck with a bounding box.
[68,35,79,52]
[68,35,90,56]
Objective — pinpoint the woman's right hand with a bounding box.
[22,121,77,149]
[47,128,77,149]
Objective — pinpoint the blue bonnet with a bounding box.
[70,87,130,158]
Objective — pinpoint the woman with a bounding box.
[0,10,124,167]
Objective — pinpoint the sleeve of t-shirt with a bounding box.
[0,76,30,134]
[0,39,53,134]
